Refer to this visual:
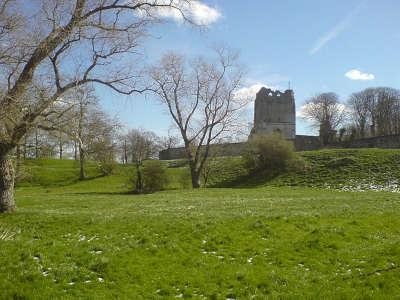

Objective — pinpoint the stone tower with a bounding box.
[253,87,296,139]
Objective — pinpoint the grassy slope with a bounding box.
[18,159,103,187]
[203,148,400,190]
[18,148,400,191]
[273,148,400,189]
[1,154,400,298]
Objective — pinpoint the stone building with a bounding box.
[252,87,296,139]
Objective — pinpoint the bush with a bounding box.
[97,161,116,176]
[142,160,169,193]
[244,133,296,174]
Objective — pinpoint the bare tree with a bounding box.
[159,129,181,150]
[0,0,201,212]
[347,87,400,137]
[150,48,249,188]
[125,129,159,193]
[301,93,346,146]
[348,90,370,138]
[70,87,98,180]
[58,87,119,179]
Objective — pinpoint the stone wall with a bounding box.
[159,142,248,160]
[159,135,322,160]
[347,134,400,149]
[295,135,322,151]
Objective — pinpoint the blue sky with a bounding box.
[98,0,400,136]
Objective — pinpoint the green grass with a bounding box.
[273,148,400,189]
[1,153,400,298]
[200,148,400,191]
[17,159,103,187]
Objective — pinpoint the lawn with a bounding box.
[1,174,400,299]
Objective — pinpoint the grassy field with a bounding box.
[1,153,400,299]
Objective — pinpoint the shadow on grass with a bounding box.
[69,189,175,196]
[16,174,108,189]
[69,191,133,196]
[208,169,280,189]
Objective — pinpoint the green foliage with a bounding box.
[243,133,296,174]
[97,161,116,176]
[142,160,169,193]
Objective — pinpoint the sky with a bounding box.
[97,0,400,136]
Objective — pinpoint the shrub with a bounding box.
[142,160,169,193]
[97,161,116,176]
[243,133,296,174]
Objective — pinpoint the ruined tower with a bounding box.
[253,88,296,139]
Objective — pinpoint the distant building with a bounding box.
[252,88,296,139]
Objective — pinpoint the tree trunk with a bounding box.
[124,140,128,164]
[135,162,143,193]
[79,144,85,180]
[35,128,39,159]
[74,140,78,160]
[0,155,15,213]
[59,132,63,160]
[23,136,27,159]
[189,163,201,188]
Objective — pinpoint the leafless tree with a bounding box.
[150,48,249,188]
[125,128,159,193]
[58,87,119,179]
[0,0,201,212]
[159,129,181,150]
[348,90,371,138]
[347,87,400,137]
[301,92,346,146]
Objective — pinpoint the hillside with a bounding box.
[15,159,192,192]
[15,148,400,193]
[273,148,400,191]
[202,148,400,192]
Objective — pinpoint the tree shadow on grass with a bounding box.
[15,174,108,189]
[69,191,133,196]
[208,170,280,189]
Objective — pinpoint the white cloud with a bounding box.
[234,83,276,101]
[309,2,364,55]
[139,0,222,26]
[345,69,375,81]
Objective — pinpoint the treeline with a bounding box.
[348,87,400,138]
[301,87,400,145]
[12,86,180,181]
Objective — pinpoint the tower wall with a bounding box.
[253,88,296,139]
